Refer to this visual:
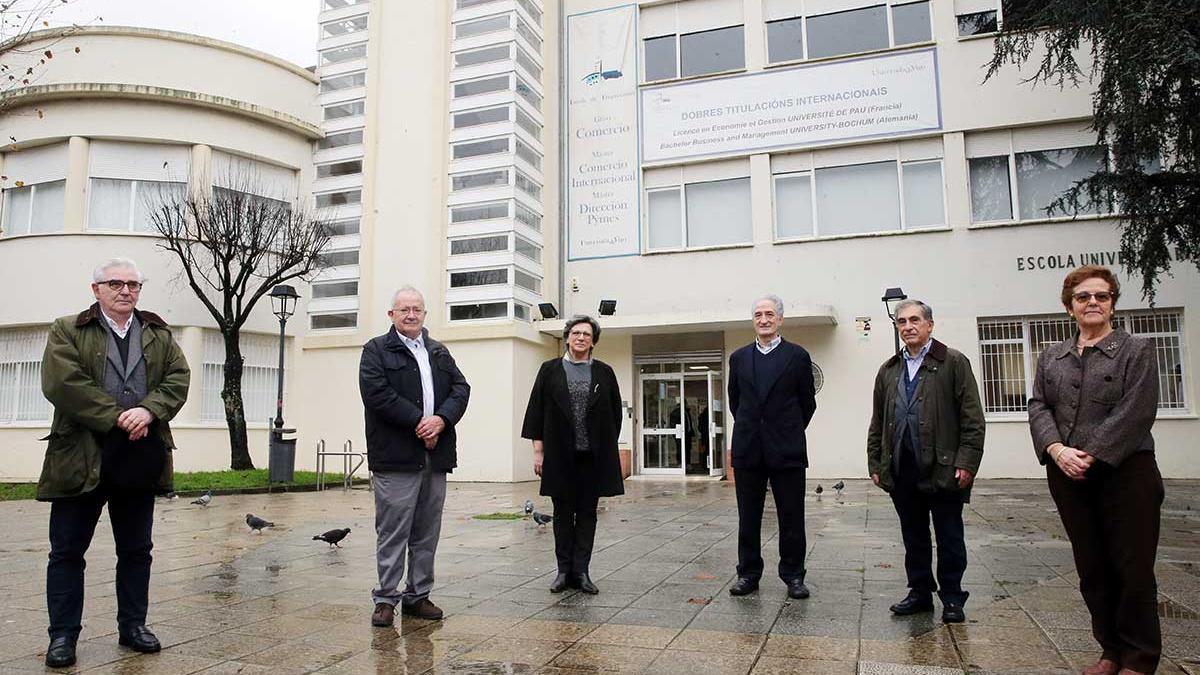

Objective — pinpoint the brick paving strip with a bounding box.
[0,478,1197,673]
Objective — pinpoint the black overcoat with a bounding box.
[728,339,817,470]
[521,358,624,498]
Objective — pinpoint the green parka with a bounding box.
[36,304,190,500]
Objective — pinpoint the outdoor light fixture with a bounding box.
[538,302,559,319]
[881,287,908,355]
[267,284,300,482]
[269,284,300,321]
[598,299,617,316]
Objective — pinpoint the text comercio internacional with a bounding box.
[679,87,889,121]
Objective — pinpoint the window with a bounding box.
[456,0,500,8]
[320,44,367,65]
[452,137,509,159]
[453,105,509,129]
[318,129,363,150]
[455,74,509,98]
[957,10,998,36]
[452,168,509,192]
[312,280,359,298]
[892,2,933,45]
[515,0,541,27]
[514,202,541,231]
[321,15,368,38]
[311,312,357,330]
[1,180,65,236]
[322,0,366,9]
[514,303,530,321]
[451,201,508,223]
[451,234,508,255]
[455,45,510,68]
[0,327,51,423]
[450,302,507,320]
[969,145,1107,223]
[201,331,280,424]
[317,160,362,178]
[774,159,944,238]
[322,217,360,236]
[316,189,361,208]
[87,179,186,232]
[319,249,360,266]
[514,170,541,199]
[455,14,510,39]
[977,311,1188,415]
[515,77,541,110]
[766,18,804,64]
[324,100,365,120]
[515,17,541,51]
[768,2,932,64]
[680,25,744,77]
[644,35,678,81]
[514,235,540,261]
[450,268,507,287]
[514,269,541,293]
[320,71,366,93]
[515,139,541,170]
[807,6,888,59]
[647,177,752,250]
[515,47,542,80]
[515,107,541,139]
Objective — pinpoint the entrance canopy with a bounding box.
[534,304,837,337]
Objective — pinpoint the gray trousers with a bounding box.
[372,464,447,607]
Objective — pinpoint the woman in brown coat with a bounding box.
[1028,265,1163,675]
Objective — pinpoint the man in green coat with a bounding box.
[39,258,190,668]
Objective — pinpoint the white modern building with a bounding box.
[2,1,1196,483]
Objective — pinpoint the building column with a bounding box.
[190,144,213,200]
[743,0,765,70]
[942,132,970,228]
[62,136,89,232]
[174,325,205,425]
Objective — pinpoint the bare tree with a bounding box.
[1,0,86,137]
[147,174,331,470]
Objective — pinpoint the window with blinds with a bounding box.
[0,327,51,423]
[977,311,1188,416]
[200,331,281,424]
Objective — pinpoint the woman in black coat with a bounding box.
[521,315,624,594]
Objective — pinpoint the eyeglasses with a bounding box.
[1072,291,1114,304]
[98,280,143,292]
[391,307,425,316]
[568,330,593,339]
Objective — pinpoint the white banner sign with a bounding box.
[642,49,941,163]
[566,5,640,260]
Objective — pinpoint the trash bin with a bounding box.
[269,428,297,483]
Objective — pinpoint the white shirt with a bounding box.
[397,329,435,417]
[755,335,782,355]
[902,339,933,381]
[101,310,134,339]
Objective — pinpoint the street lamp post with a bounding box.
[881,287,908,357]
[268,284,299,482]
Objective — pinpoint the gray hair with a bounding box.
[92,257,143,283]
[894,299,933,321]
[751,294,784,316]
[562,315,601,346]
[390,285,425,308]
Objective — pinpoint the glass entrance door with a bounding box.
[640,376,683,474]
[707,371,725,477]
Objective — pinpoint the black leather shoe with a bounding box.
[550,572,571,593]
[118,625,161,653]
[728,577,759,596]
[45,636,76,667]
[576,573,599,595]
[942,603,966,623]
[786,579,810,599]
[890,591,934,615]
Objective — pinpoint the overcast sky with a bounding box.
[46,0,320,67]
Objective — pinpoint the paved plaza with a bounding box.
[1,477,1199,674]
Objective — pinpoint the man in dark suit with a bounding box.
[359,286,470,627]
[727,295,817,599]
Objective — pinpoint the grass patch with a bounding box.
[0,483,36,501]
[0,468,368,501]
[472,512,526,521]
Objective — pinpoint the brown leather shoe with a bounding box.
[401,597,444,620]
[371,602,395,627]
[1083,659,1119,675]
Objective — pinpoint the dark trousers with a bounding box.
[734,466,806,583]
[1047,451,1163,674]
[890,445,968,606]
[46,489,155,640]
[551,455,599,576]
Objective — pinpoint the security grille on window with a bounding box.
[977,311,1188,415]
[200,331,281,424]
[0,327,51,424]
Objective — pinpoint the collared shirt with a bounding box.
[397,329,435,417]
[562,351,594,365]
[755,335,782,355]
[101,310,135,339]
[902,339,933,381]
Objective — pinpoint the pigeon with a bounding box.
[246,513,274,533]
[531,511,552,527]
[191,490,212,507]
[523,499,534,516]
[815,484,824,495]
[313,528,351,548]
[832,481,845,496]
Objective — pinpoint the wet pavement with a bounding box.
[1,477,1199,674]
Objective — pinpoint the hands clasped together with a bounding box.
[116,407,154,441]
[416,415,445,451]
[1048,442,1094,481]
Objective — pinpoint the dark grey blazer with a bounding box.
[1028,328,1158,467]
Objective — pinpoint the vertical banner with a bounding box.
[566,5,639,260]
